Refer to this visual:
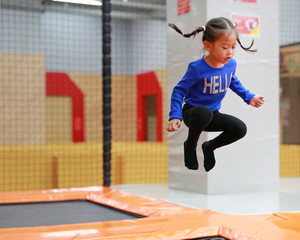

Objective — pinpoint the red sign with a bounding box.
[178,0,190,16]
[232,14,260,36]
[233,0,257,3]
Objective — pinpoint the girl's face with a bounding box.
[204,31,237,68]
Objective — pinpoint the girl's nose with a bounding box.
[227,48,234,56]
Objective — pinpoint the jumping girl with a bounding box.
[167,17,265,172]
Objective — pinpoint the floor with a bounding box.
[112,177,300,215]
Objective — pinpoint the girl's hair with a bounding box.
[169,17,257,53]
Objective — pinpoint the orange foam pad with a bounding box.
[0,187,299,240]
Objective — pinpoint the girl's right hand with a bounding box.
[166,119,181,132]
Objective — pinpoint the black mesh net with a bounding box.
[0,0,167,191]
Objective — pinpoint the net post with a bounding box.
[102,0,112,187]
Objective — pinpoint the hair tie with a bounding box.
[233,22,237,27]
[202,26,206,31]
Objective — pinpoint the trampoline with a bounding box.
[0,187,300,240]
[0,200,143,228]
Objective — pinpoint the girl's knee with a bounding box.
[236,121,247,138]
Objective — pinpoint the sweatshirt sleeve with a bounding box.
[229,74,255,104]
[168,64,198,121]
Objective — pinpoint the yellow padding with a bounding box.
[0,142,167,191]
[111,142,168,185]
[280,144,300,177]
[2,143,297,191]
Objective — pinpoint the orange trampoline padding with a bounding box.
[0,186,299,240]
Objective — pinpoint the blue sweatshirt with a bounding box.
[169,57,255,121]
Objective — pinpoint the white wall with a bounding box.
[132,19,167,74]
[167,0,209,193]
[41,12,102,73]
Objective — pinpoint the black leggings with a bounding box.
[182,104,247,150]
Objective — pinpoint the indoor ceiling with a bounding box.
[113,0,165,5]
[0,0,166,20]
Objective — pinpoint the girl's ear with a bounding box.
[203,41,211,52]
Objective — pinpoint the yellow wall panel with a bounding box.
[0,142,167,191]
[280,144,300,177]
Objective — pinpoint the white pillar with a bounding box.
[167,0,279,194]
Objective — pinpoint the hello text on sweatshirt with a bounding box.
[169,57,255,121]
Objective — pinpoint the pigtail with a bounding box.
[168,23,205,38]
[169,18,258,53]
[237,38,257,53]
[168,23,184,35]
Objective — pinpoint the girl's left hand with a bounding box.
[250,95,265,108]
